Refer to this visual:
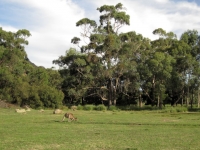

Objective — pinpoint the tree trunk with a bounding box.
[139,94,143,108]
[108,78,113,107]
[158,94,163,109]
[198,90,200,108]
[113,86,116,106]
[113,99,116,106]
[186,86,189,107]
[191,89,193,109]
[107,78,117,106]
[157,95,159,108]
[181,89,184,106]
[186,98,189,107]
[151,76,156,106]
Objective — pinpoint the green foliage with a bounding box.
[71,37,80,44]
[95,104,107,111]
[83,105,95,111]
[52,2,200,109]
[162,106,188,113]
[76,18,97,27]
[0,28,64,108]
[108,105,119,111]
[6,2,200,109]
[6,3,196,109]
[77,105,83,110]
[97,3,130,26]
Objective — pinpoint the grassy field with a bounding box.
[0,108,200,150]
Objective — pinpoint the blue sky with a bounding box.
[0,0,200,68]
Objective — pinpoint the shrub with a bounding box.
[188,107,200,112]
[77,105,83,110]
[176,107,188,112]
[170,108,178,113]
[130,105,138,110]
[117,105,129,110]
[161,106,188,113]
[95,104,107,111]
[60,105,69,110]
[83,105,94,111]
[108,105,119,111]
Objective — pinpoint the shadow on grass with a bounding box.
[54,120,61,123]
[54,120,200,127]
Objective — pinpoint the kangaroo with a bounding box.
[62,113,77,122]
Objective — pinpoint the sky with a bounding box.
[0,0,200,68]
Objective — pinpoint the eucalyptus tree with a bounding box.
[0,28,31,103]
[138,28,176,108]
[119,31,151,106]
[167,39,192,106]
[53,48,96,105]
[157,29,200,107]
[178,30,200,107]
[69,3,147,106]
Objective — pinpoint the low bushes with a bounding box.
[95,104,107,111]
[77,104,106,111]
[108,105,119,111]
[68,104,200,113]
[77,105,83,110]
[83,105,94,110]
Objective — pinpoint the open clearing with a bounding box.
[0,108,200,150]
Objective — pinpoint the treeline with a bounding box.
[1,3,200,109]
[53,3,200,109]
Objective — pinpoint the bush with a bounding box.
[176,107,188,112]
[77,105,83,110]
[161,106,188,113]
[95,104,107,111]
[60,105,69,110]
[108,105,119,111]
[188,107,200,112]
[83,105,95,111]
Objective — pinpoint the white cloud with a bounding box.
[1,0,200,68]
[25,0,86,68]
[155,0,168,3]
[0,25,18,32]
[89,0,200,39]
[2,0,85,68]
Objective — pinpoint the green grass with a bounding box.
[1,108,200,150]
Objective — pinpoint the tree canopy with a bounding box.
[53,3,200,108]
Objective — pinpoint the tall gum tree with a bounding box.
[138,28,176,108]
[179,30,200,108]
[70,3,140,106]
[165,30,200,107]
